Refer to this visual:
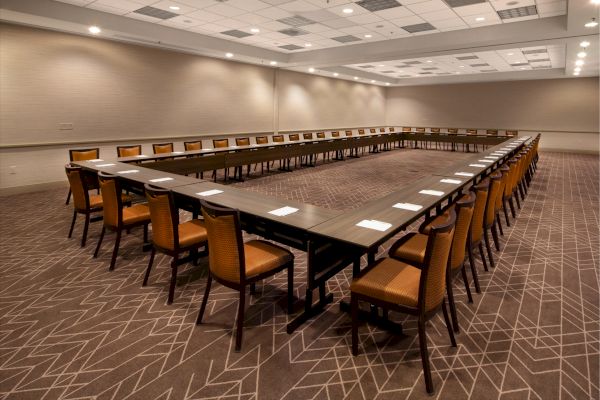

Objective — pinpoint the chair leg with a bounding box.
[68,211,77,238]
[503,200,511,227]
[235,287,246,352]
[94,226,105,258]
[483,230,495,269]
[461,265,473,303]
[442,299,457,347]
[65,188,71,205]
[196,274,212,324]
[468,246,481,293]
[287,264,294,314]
[168,256,178,305]
[509,197,517,218]
[514,190,521,209]
[446,278,459,333]
[478,242,489,272]
[81,213,90,247]
[109,229,122,271]
[249,282,256,294]
[143,247,155,286]
[351,295,359,356]
[496,214,504,236]
[417,318,434,394]
[491,224,501,251]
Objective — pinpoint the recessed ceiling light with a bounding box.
[577,51,587,58]
[378,64,385,67]
[385,83,390,86]
[507,52,514,56]
[520,67,526,70]
[574,67,581,72]
[353,76,358,80]
[305,43,312,47]
[459,65,465,68]
[584,18,598,28]
[250,28,260,33]
[225,52,233,58]
[575,59,585,66]
[475,17,485,21]
[592,0,600,5]
[426,60,433,63]
[270,61,277,66]
[580,41,590,47]
[333,72,339,77]
[88,26,101,34]
[308,67,315,73]
[371,80,376,83]
[573,71,580,75]
[455,72,461,74]
[169,5,180,10]
[364,34,372,38]
[343,8,353,14]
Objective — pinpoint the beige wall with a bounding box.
[0,23,383,190]
[386,78,600,152]
[277,69,386,131]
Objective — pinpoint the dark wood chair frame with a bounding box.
[152,142,174,154]
[116,144,142,157]
[93,172,149,271]
[196,200,294,352]
[184,141,204,179]
[143,185,207,305]
[65,148,100,205]
[66,164,104,247]
[351,209,457,394]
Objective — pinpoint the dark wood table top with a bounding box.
[73,160,204,188]
[308,174,471,250]
[173,181,341,231]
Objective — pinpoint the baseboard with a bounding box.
[540,148,600,155]
[0,180,68,197]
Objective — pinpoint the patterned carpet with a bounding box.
[0,149,598,400]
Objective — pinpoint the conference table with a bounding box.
[74,132,536,334]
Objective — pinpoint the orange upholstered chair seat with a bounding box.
[244,240,293,278]
[88,194,103,210]
[176,220,208,249]
[350,258,421,308]
[122,204,151,225]
[388,233,428,264]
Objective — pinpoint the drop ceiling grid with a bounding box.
[54,0,568,53]
[345,44,565,78]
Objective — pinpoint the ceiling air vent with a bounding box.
[522,49,547,55]
[133,6,178,20]
[401,23,436,33]
[278,15,316,27]
[278,44,304,50]
[444,0,487,7]
[278,28,309,36]
[332,35,361,43]
[221,30,252,38]
[456,55,478,60]
[497,5,537,19]
[356,0,402,12]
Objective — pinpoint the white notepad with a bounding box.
[135,155,148,158]
[96,163,115,167]
[171,151,184,154]
[478,159,493,163]
[393,202,423,211]
[469,163,487,167]
[485,156,499,159]
[491,152,504,156]
[117,169,139,174]
[149,177,174,183]
[455,172,474,177]
[440,178,462,184]
[268,206,298,216]
[356,219,392,231]
[89,159,103,162]
[419,189,444,196]
[197,189,223,197]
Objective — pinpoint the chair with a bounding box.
[302,133,317,165]
[117,145,142,157]
[481,172,503,269]
[357,129,369,155]
[184,141,204,178]
[94,172,151,271]
[65,164,104,247]
[447,128,459,151]
[316,132,330,162]
[505,130,518,137]
[494,165,511,236]
[212,139,230,181]
[196,200,294,351]
[153,142,174,154]
[271,135,285,169]
[254,136,270,174]
[345,130,358,157]
[234,137,252,179]
[486,129,498,136]
[402,127,412,148]
[143,185,208,304]
[288,134,301,168]
[389,192,476,333]
[465,129,478,152]
[66,148,100,205]
[350,208,457,394]
[430,128,441,150]
[415,127,426,149]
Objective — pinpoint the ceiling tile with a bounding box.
[225,0,271,12]
[374,6,415,19]
[203,3,247,17]
[453,2,496,16]
[279,0,322,12]
[405,0,450,14]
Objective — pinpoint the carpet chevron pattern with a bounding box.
[0,149,598,400]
